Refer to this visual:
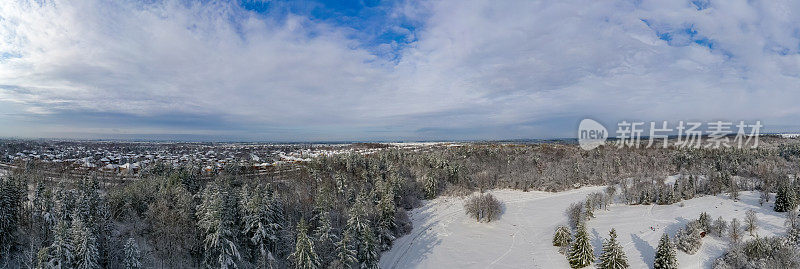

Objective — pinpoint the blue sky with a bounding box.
[1,0,800,141]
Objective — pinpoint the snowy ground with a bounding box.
[380,187,785,269]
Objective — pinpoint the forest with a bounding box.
[2,139,800,268]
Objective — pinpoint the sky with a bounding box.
[1,0,799,141]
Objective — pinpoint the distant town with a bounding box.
[0,140,450,176]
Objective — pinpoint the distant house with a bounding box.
[102,163,119,172]
[82,161,97,169]
[119,162,140,173]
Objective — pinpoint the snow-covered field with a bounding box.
[380,187,785,269]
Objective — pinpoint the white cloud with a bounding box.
[1,0,799,140]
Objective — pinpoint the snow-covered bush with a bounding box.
[713,236,800,269]
[675,221,703,254]
[712,217,727,237]
[464,193,503,222]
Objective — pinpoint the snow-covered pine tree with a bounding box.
[568,223,594,268]
[123,237,142,269]
[728,184,740,201]
[72,218,99,269]
[675,220,702,254]
[775,184,797,212]
[37,245,52,269]
[597,228,628,269]
[346,196,379,269]
[241,184,282,267]
[698,212,711,233]
[377,184,396,251]
[312,211,336,266]
[713,217,727,237]
[787,223,800,246]
[291,219,320,269]
[49,219,74,268]
[659,186,675,205]
[423,172,439,199]
[653,233,677,269]
[729,218,743,244]
[334,232,357,268]
[268,189,286,259]
[0,175,25,256]
[31,180,55,240]
[744,209,758,236]
[197,182,241,268]
[553,225,572,249]
[358,225,380,269]
[743,235,768,260]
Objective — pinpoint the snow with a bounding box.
[381,188,786,269]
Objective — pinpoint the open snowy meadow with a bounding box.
[380,187,785,268]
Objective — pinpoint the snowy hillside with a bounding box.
[380,188,785,268]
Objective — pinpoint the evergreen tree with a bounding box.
[36,246,51,269]
[358,224,380,269]
[0,175,25,256]
[659,187,675,205]
[291,219,320,269]
[728,184,740,201]
[675,221,702,254]
[313,211,336,266]
[553,225,572,249]
[743,235,768,260]
[597,228,628,269]
[377,185,397,251]
[72,219,99,269]
[123,237,142,269]
[241,184,282,267]
[713,217,727,237]
[48,219,74,268]
[775,184,797,212]
[31,181,55,242]
[197,181,241,268]
[787,224,800,246]
[698,212,711,233]
[653,233,678,269]
[348,196,379,269]
[334,232,357,268]
[423,172,439,199]
[568,223,594,268]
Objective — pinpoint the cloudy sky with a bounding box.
[1,0,799,141]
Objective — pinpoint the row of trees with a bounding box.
[552,224,629,269]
